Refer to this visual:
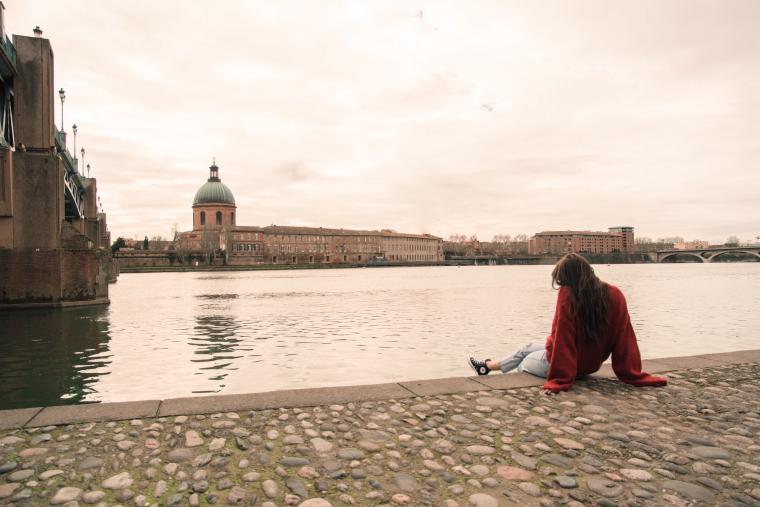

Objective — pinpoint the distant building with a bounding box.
[528,227,635,255]
[674,240,710,250]
[170,163,443,266]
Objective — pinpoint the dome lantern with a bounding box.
[193,160,236,206]
[209,158,220,182]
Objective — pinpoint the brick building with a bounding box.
[173,163,443,266]
[528,227,635,255]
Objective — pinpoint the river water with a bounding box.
[1,263,758,409]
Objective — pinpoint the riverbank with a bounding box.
[117,262,444,274]
[1,350,759,505]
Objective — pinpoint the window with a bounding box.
[200,211,206,225]
[292,256,296,263]
[326,255,330,262]
[309,256,314,263]
[272,256,277,263]
[231,212,235,225]
[216,211,222,225]
[343,255,347,262]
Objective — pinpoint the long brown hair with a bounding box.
[551,253,609,341]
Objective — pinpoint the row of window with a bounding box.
[199,211,235,226]
[229,233,439,245]
[232,243,385,254]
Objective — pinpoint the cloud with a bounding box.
[6,0,759,242]
[275,161,314,182]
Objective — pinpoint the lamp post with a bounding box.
[72,124,78,169]
[58,88,65,132]
[87,163,91,178]
[80,147,85,176]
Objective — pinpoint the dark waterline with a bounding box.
[1,264,759,409]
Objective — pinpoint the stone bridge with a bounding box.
[649,246,760,263]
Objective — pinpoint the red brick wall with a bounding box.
[60,249,99,301]
[0,249,60,303]
[0,248,100,303]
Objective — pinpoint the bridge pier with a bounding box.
[0,20,114,308]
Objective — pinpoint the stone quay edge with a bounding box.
[1,349,759,430]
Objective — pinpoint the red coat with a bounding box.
[543,284,667,393]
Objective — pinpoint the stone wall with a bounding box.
[0,247,103,304]
[114,251,174,268]
[0,248,60,303]
[10,152,64,249]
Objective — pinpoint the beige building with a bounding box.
[177,163,443,266]
[529,227,635,255]
[674,240,710,250]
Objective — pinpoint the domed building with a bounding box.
[192,162,236,230]
[177,161,443,267]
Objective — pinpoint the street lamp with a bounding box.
[72,124,78,169]
[58,88,65,132]
[87,163,91,178]
[80,147,85,175]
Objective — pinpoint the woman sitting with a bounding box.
[468,253,667,393]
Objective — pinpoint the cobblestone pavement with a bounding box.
[1,363,760,506]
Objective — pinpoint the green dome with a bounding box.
[193,163,236,205]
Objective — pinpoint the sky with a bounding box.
[6,0,759,243]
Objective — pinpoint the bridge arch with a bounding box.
[707,250,760,262]
[659,252,704,263]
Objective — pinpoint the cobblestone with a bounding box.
[0,362,759,505]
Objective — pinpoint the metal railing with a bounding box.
[54,126,77,174]
[0,35,16,70]
[55,126,85,219]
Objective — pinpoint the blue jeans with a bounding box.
[499,343,550,378]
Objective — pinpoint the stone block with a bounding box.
[0,407,43,430]
[27,400,160,427]
[696,349,760,365]
[471,372,545,390]
[158,382,413,417]
[399,376,491,396]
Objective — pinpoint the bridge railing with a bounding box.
[0,34,16,79]
[54,126,85,219]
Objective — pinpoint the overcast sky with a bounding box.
[7,1,759,243]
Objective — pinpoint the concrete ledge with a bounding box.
[589,363,615,379]
[470,372,546,389]
[0,407,43,431]
[26,400,160,428]
[399,377,490,396]
[158,383,413,417]
[2,349,758,430]
[696,349,760,364]
[646,355,726,370]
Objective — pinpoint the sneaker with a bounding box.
[468,356,491,376]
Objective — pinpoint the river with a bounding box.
[1,263,758,409]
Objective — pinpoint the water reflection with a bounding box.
[0,306,111,408]
[190,302,245,394]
